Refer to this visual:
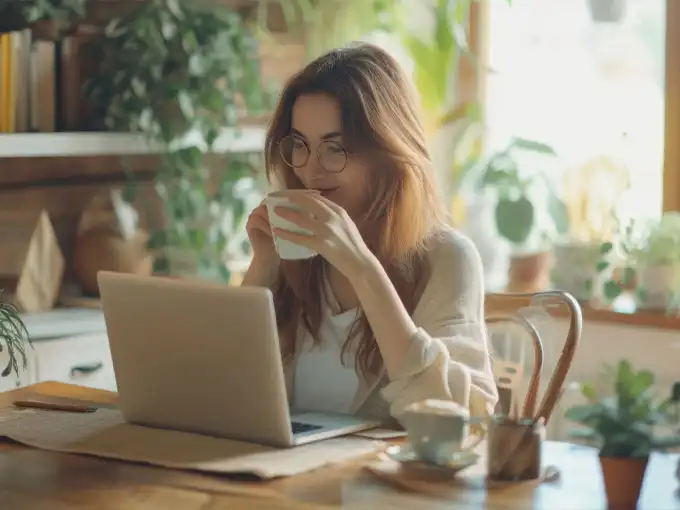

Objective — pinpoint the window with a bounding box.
[485,0,668,234]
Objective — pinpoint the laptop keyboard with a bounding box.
[291,421,323,435]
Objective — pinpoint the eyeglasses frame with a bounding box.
[278,134,349,174]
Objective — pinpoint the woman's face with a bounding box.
[286,93,371,218]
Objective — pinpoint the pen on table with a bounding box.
[13,399,98,413]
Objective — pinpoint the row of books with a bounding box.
[0,28,95,134]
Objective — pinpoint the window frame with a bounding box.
[463,0,680,213]
[663,0,680,212]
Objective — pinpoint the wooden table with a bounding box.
[1,382,679,510]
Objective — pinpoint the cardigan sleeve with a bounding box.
[379,228,498,421]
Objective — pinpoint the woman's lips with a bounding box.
[316,187,339,198]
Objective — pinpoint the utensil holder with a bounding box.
[487,417,544,482]
[486,290,583,425]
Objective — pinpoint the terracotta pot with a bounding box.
[599,455,648,509]
[611,266,638,291]
[73,226,154,296]
[30,20,78,41]
[506,251,553,293]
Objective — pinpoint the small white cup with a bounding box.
[265,194,317,260]
[398,399,484,464]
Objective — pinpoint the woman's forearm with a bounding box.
[241,258,279,288]
[350,256,419,379]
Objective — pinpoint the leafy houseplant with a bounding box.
[464,137,569,292]
[398,0,481,219]
[85,0,271,283]
[0,0,86,35]
[636,212,680,267]
[565,360,680,509]
[633,212,680,311]
[589,217,643,306]
[471,136,568,249]
[590,212,680,310]
[0,291,30,381]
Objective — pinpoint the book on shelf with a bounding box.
[0,27,100,135]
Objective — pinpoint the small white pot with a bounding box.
[552,241,601,300]
[638,264,679,310]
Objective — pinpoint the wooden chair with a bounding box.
[484,291,583,426]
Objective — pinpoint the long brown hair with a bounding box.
[264,42,448,380]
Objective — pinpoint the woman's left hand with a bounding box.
[272,191,377,278]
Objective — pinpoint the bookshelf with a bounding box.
[0,1,298,300]
[0,127,268,158]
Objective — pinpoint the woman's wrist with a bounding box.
[241,256,279,288]
[347,250,382,290]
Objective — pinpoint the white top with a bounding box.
[292,307,359,413]
[283,227,499,423]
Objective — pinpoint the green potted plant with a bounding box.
[565,360,680,509]
[467,136,569,292]
[590,212,680,311]
[0,291,30,383]
[588,216,644,307]
[85,0,271,284]
[634,212,680,311]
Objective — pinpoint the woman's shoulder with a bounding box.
[423,226,483,271]
[413,226,485,316]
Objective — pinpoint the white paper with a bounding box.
[353,428,408,439]
[0,407,383,479]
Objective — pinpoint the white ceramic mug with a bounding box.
[265,193,317,260]
[398,399,485,464]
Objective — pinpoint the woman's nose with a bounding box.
[302,154,326,177]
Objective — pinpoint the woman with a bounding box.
[242,42,497,425]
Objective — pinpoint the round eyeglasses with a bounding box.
[278,134,348,174]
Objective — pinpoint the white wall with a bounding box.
[543,318,680,440]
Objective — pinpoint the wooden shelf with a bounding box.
[0,127,269,187]
[0,127,267,158]
[485,293,680,331]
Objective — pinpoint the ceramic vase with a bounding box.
[637,264,678,310]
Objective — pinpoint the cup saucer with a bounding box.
[383,443,479,477]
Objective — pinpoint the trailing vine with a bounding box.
[85,0,273,282]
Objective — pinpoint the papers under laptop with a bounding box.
[97,271,381,447]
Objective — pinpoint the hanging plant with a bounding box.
[85,0,272,283]
[587,0,627,23]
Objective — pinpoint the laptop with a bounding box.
[96,271,380,447]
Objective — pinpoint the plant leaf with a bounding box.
[603,280,622,301]
[581,383,598,402]
[600,241,614,254]
[510,136,557,156]
[495,196,534,244]
[596,260,609,272]
[565,404,599,424]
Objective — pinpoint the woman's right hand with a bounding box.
[245,203,279,271]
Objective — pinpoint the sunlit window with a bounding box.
[486,0,666,238]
